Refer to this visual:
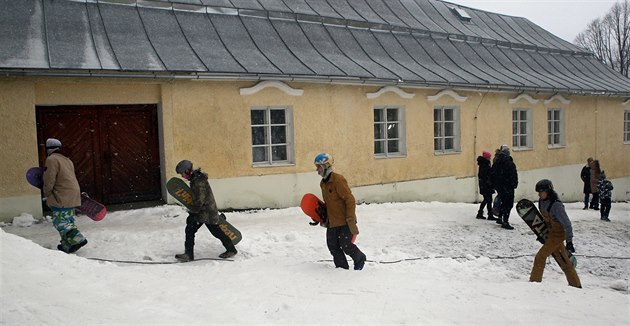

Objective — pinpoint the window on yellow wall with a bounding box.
[625,110,630,144]
[251,107,294,166]
[547,108,565,148]
[434,106,460,153]
[374,106,406,157]
[512,108,532,149]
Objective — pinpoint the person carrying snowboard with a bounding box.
[476,151,494,220]
[42,138,88,253]
[529,179,581,288]
[314,153,366,270]
[174,160,237,262]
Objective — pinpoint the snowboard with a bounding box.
[26,167,107,221]
[300,193,327,224]
[166,177,242,245]
[515,199,577,268]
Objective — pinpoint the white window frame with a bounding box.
[625,110,630,144]
[547,108,565,148]
[373,106,406,158]
[250,106,294,166]
[512,108,532,149]
[433,105,461,154]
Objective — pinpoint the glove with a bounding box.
[315,205,327,223]
[347,220,359,235]
[565,241,575,253]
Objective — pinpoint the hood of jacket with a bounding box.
[477,156,490,166]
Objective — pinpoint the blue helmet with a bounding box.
[314,152,333,168]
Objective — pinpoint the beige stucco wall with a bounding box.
[1,76,629,222]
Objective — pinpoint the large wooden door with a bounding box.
[36,105,161,205]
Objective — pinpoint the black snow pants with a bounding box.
[185,214,235,259]
[326,225,365,269]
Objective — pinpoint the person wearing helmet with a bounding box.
[314,153,366,270]
[174,160,237,262]
[42,138,88,253]
[530,179,581,288]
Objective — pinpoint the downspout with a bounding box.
[472,92,487,202]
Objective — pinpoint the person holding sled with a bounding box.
[42,138,88,253]
[529,179,581,288]
[314,153,366,270]
[174,160,237,262]
[476,151,494,220]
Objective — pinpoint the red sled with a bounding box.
[300,193,327,223]
[26,167,106,221]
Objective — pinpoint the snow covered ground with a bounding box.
[2,200,629,325]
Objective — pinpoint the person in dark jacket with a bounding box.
[530,179,581,288]
[174,160,237,262]
[314,152,366,270]
[43,138,88,253]
[476,151,494,220]
[490,145,518,230]
[580,157,592,210]
[589,159,601,210]
[597,171,614,222]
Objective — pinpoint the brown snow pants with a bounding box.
[529,218,581,288]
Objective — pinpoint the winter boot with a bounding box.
[475,211,485,219]
[219,250,237,259]
[68,239,88,253]
[175,253,193,262]
[486,214,498,221]
[495,216,503,225]
[501,222,514,230]
[353,252,367,271]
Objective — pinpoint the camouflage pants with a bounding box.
[51,208,86,252]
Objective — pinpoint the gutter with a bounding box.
[0,68,627,97]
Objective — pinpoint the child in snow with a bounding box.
[42,138,88,253]
[174,160,237,262]
[314,153,366,270]
[529,179,581,288]
[597,171,614,222]
[476,151,494,220]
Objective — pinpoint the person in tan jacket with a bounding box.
[314,153,366,270]
[529,179,581,288]
[42,138,88,253]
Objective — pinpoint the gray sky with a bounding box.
[446,0,618,43]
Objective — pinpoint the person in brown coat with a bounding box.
[314,153,366,270]
[42,138,88,253]
[529,179,581,288]
[589,159,601,210]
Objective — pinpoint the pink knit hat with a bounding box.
[482,151,491,159]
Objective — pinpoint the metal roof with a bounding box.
[2,0,630,95]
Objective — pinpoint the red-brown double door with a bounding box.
[36,105,162,205]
